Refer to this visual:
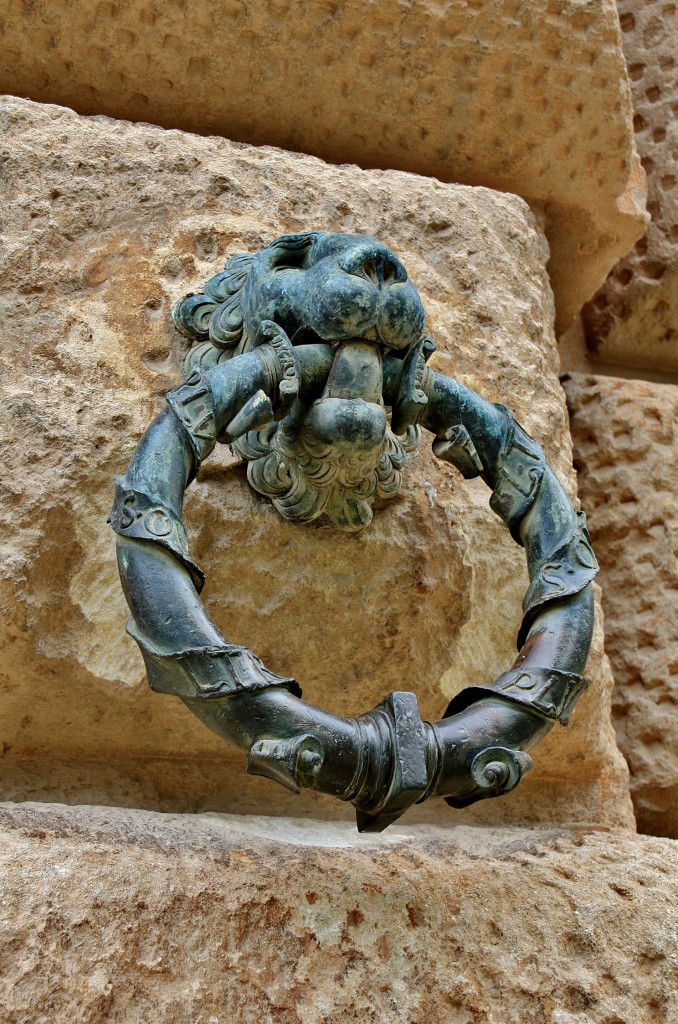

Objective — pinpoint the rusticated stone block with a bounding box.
[583,0,678,372]
[0,1,647,332]
[0,96,632,828]
[564,373,678,837]
[1,802,677,1024]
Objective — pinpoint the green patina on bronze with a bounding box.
[111,232,598,832]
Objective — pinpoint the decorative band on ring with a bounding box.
[108,478,205,592]
[444,666,589,726]
[127,620,300,700]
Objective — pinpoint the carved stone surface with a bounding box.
[0,2,647,332]
[564,373,678,838]
[0,96,632,828]
[582,0,678,372]
[1,802,677,1024]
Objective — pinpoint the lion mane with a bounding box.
[171,233,318,378]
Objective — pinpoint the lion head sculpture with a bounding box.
[172,232,430,532]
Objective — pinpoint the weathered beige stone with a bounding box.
[563,373,678,837]
[0,1,647,333]
[582,0,678,372]
[1,802,676,1024]
[0,96,632,828]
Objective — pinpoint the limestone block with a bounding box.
[563,373,678,837]
[582,0,678,372]
[0,96,632,828]
[0,1,647,333]
[1,802,677,1024]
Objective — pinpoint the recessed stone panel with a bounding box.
[564,372,678,837]
[0,97,631,828]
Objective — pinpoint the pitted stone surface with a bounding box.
[583,0,678,372]
[564,373,678,837]
[0,802,676,1024]
[0,96,631,828]
[0,1,647,331]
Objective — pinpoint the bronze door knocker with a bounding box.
[111,232,598,832]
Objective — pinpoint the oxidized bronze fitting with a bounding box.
[111,232,598,831]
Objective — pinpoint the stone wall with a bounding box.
[583,0,678,373]
[1,1,677,1018]
[0,0,647,333]
[564,374,678,837]
[553,0,678,843]
[2,802,677,1024]
[0,95,631,829]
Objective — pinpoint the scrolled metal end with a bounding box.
[477,760,510,788]
[470,746,532,794]
[246,734,325,794]
[445,746,532,809]
[297,748,324,783]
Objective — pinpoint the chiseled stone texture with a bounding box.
[0,1,647,332]
[564,373,678,837]
[1,802,677,1024]
[582,0,678,372]
[0,96,632,829]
